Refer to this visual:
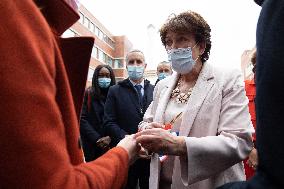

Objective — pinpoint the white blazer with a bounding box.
[143,62,254,189]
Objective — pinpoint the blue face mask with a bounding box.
[98,78,111,88]
[168,44,198,74]
[127,66,144,80]
[158,72,170,80]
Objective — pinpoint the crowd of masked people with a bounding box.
[1,0,284,189]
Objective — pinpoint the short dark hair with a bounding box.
[160,11,212,63]
[91,65,116,99]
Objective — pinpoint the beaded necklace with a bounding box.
[170,80,193,104]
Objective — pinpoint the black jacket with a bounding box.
[218,0,284,189]
[80,89,106,161]
[104,78,154,146]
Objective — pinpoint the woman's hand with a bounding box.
[117,135,140,165]
[96,136,111,149]
[139,122,164,131]
[135,128,186,156]
[138,146,152,159]
[247,148,258,170]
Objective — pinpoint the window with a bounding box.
[103,53,107,63]
[79,12,84,24]
[106,56,113,67]
[98,49,104,62]
[83,17,90,28]
[114,59,123,68]
[109,39,115,48]
[89,22,95,33]
[105,37,115,48]
[94,26,99,36]
[103,34,108,42]
[98,29,104,40]
[91,46,98,59]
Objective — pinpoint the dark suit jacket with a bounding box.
[104,78,154,145]
[218,0,284,188]
[0,0,129,188]
[80,89,107,161]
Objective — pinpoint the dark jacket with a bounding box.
[218,0,284,189]
[80,89,107,161]
[104,78,154,145]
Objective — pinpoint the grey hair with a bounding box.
[125,49,145,63]
[157,61,172,69]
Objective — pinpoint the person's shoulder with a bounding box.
[110,79,128,89]
[117,78,132,87]
[107,83,120,94]
[208,63,244,89]
[108,79,132,95]
[144,79,154,88]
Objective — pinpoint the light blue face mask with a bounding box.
[158,72,170,80]
[127,66,144,80]
[168,44,198,74]
[98,78,111,88]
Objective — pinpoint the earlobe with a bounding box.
[199,42,206,55]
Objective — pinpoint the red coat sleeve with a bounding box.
[0,1,129,188]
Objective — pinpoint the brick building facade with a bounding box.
[62,4,133,87]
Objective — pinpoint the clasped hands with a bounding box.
[117,122,186,165]
[135,122,186,158]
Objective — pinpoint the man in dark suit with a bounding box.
[104,49,154,189]
[217,0,284,188]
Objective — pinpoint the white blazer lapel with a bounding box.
[150,74,179,189]
[154,73,179,123]
[179,63,215,136]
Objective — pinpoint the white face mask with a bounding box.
[168,44,198,74]
[64,0,80,11]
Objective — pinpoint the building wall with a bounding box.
[144,69,158,85]
[62,4,133,87]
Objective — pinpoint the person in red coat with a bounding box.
[0,0,139,188]
[244,48,258,179]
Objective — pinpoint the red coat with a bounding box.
[244,79,256,180]
[0,0,128,188]
[245,79,256,141]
